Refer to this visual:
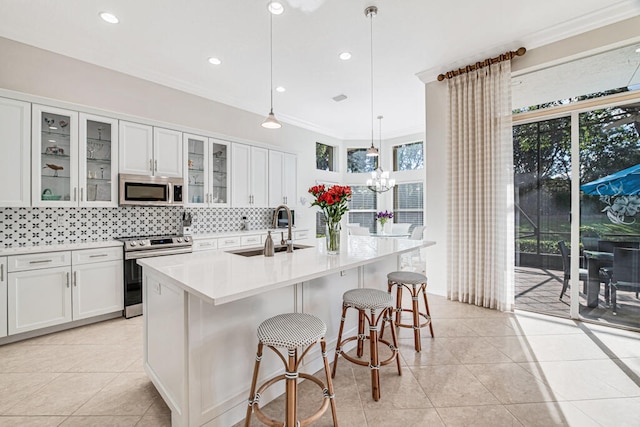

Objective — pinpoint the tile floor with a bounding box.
[1,295,640,426]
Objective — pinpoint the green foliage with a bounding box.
[347,148,377,173]
[517,239,562,255]
[316,142,333,171]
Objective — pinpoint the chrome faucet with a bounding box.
[273,204,293,253]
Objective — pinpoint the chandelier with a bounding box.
[367,115,395,192]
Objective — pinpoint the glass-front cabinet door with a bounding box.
[209,138,228,206]
[32,105,78,206]
[79,114,118,206]
[183,135,229,207]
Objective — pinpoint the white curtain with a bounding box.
[446,61,515,311]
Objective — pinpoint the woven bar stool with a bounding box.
[384,271,434,352]
[245,313,338,427]
[332,288,401,401]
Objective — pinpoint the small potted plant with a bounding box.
[376,210,393,234]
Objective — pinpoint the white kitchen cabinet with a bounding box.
[7,247,123,335]
[0,257,7,338]
[0,97,30,207]
[32,106,119,207]
[231,143,268,207]
[268,150,297,207]
[184,134,229,207]
[79,113,119,206]
[72,259,123,320]
[32,104,79,207]
[119,122,182,177]
[8,265,72,335]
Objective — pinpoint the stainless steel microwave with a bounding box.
[119,174,184,206]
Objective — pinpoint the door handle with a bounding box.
[66,272,70,288]
[150,159,153,172]
[73,271,77,287]
[155,160,158,172]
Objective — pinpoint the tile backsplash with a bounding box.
[1,206,274,248]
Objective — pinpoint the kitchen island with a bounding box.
[138,236,435,427]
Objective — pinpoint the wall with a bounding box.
[423,16,640,297]
[0,36,344,240]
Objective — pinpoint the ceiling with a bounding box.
[1,0,639,140]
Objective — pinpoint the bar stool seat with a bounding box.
[245,313,337,427]
[385,271,434,352]
[332,288,401,401]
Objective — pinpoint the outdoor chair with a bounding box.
[604,247,640,315]
[557,240,588,300]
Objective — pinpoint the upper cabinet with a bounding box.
[183,134,229,207]
[78,114,118,206]
[231,143,268,207]
[31,105,119,207]
[32,104,79,207]
[268,150,297,207]
[0,97,30,207]
[119,121,182,177]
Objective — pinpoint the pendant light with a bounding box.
[365,5,379,157]
[367,115,395,193]
[262,2,282,129]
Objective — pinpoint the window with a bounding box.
[393,182,423,230]
[347,185,377,231]
[316,211,327,237]
[316,142,336,171]
[347,148,377,173]
[393,141,424,171]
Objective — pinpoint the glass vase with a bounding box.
[325,221,341,255]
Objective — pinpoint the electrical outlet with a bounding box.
[340,270,347,276]
[57,216,64,227]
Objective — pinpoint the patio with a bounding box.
[515,266,640,330]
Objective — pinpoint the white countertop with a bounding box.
[138,236,435,306]
[0,240,123,256]
[192,228,307,239]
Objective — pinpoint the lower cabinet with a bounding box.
[8,266,72,335]
[6,247,123,336]
[0,257,7,338]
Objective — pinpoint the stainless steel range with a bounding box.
[119,235,192,318]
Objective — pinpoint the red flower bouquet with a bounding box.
[309,184,352,254]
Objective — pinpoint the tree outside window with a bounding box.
[316,142,335,171]
[393,141,424,171]
[347,148,377,173]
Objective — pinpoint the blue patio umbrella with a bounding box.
[580,163,640,196]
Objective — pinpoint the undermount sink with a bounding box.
[226,244,313,257]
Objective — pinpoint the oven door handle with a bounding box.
[125,247,192,260]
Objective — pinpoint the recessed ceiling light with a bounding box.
[339,52,352,61]
[208,57,222,65]
[276,86,286,93]
[99,12,119,24]
[268,1,284,15]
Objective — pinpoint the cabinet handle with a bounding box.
[66,272,70,288]
[29,259,53,264]
[1,264,3,281]
[150,159,153,172]
[80,187,84,202]
[89,254,108,258]
[224,240,235,244]
[73,271,77,287]
[155,160,158,172]
[74,187,77,202]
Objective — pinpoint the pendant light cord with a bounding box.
[370,11,374,149]
[269,12,274,112]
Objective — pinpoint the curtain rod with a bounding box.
[437,47,527,81]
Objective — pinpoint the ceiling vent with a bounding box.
[332,94,348,102]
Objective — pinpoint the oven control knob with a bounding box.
[130,241,137,247]
[184,237,190,242]
[139,241,146,246]
[177,237,183,243]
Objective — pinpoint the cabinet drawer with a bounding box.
[193,239,218,251]
[241,235,262,247]
[8,251,71,272]
[72,247,122,265]
[217,236,241,249]
[293,230,309,240]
